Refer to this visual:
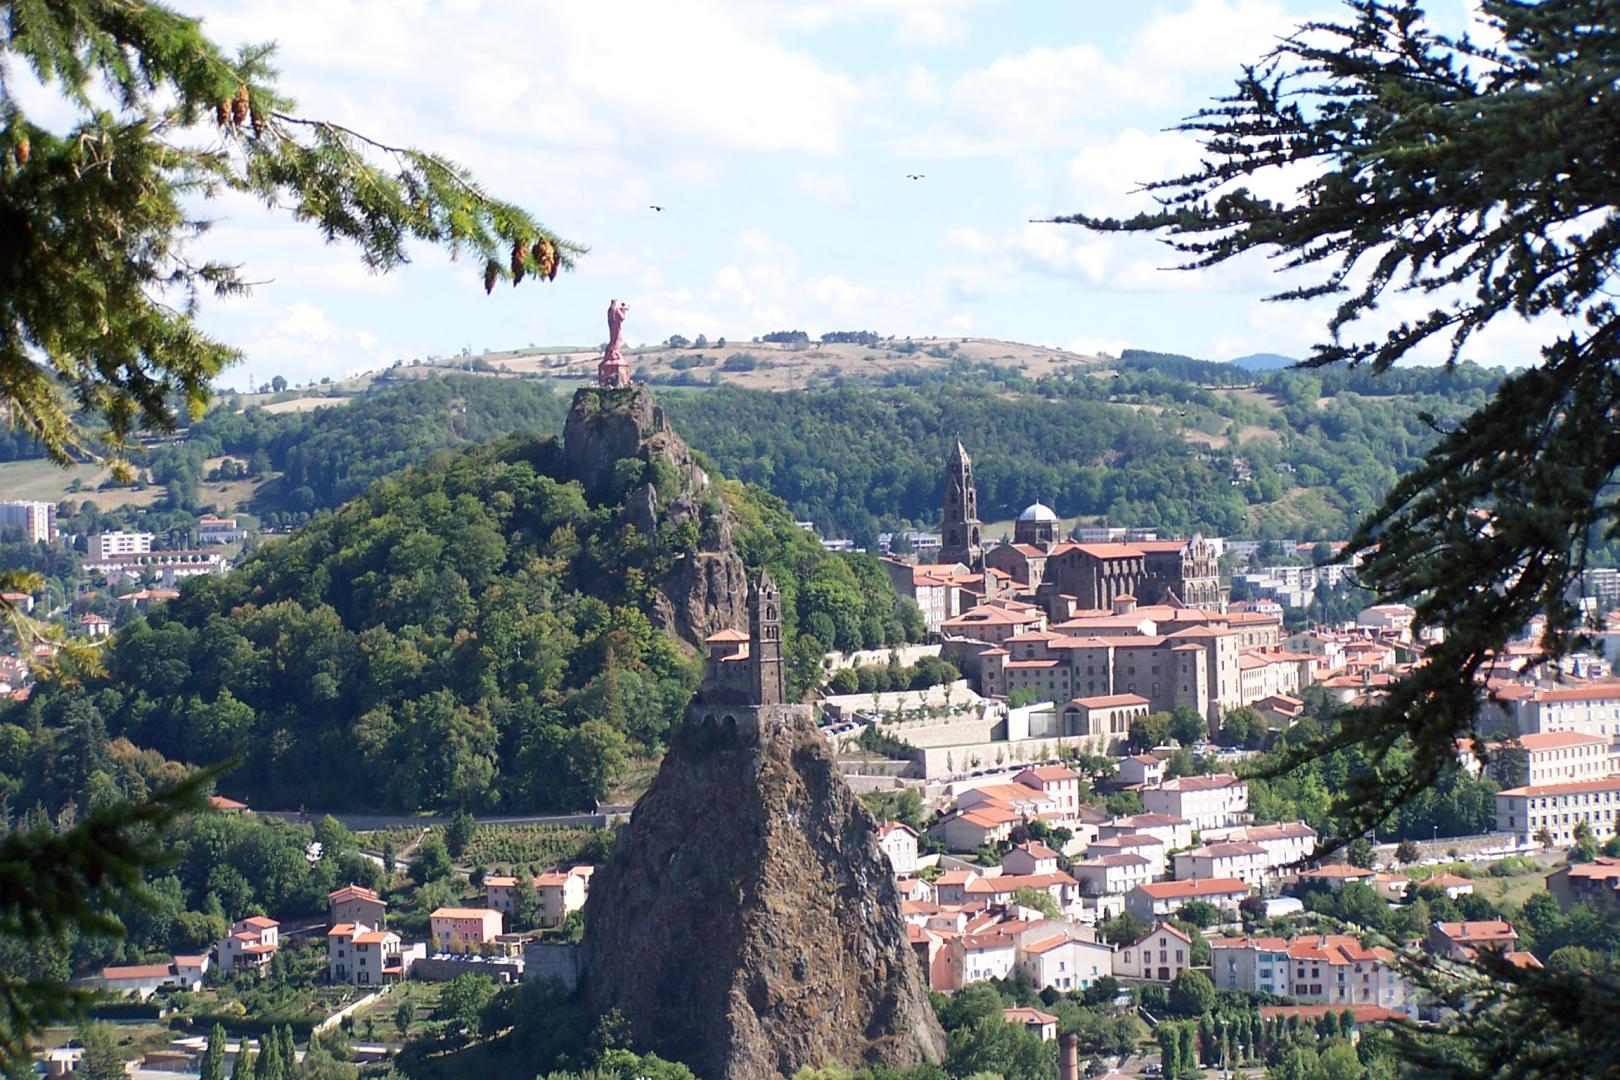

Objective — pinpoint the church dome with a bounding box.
[1017,502,1058,523]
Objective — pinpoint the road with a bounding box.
[256,806,633,832]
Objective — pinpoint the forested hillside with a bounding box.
[658,355,1502,545]
[2,431,912,815]
[8,347,1503,548]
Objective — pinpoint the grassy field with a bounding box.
[0,458,265,514]
[0,459,165,509]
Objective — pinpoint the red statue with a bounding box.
[599,299,631,388]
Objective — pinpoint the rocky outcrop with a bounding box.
[562,385,746,646]
[581,711,946,1080]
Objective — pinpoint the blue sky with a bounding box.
[158,0,1519,390]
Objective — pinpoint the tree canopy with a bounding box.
[0,0,580,1060]
[1057,0,1620,1072]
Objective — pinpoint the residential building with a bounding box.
[430,907,504,951]
[1013,764,1082,817]
[928,804,1021,851]
[1210,936,1291,997]
[1486,732,1616,787]
[0,500,55,543]
[535,866,593,928]
[877,822,920,875]
[1296,864,1377,891]
[1117,754,1164,788]
[1086,833,1168,876]
[328,884,386,929]
[328,923,420,985]
[946,931,1018,988]
[76,613,111,639]
[1014,935,1114,994]
[1173,841,1270,889]
[1287,935,1406,1009]
[1142,774,1249,832]
[1127,878,1251,922]
[218,916,278,972]
[197,515,249,544]
[1494,775,1620,846]
[1098,813,1194,853]
[1511,682,1620,740]
[87,530,154,560]
[1547,856,1620,911]
[1003,1007,1059,1041]
[1428,920,1519,962]
[1113,923,1194,982]
[1070,854,1155,897]
[1415,874,1475,900]
[1002,841,1060,876]
[1357,604,1416,635]
[98,958,205,999]
[1201,821,1318,873]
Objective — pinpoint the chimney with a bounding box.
[1059,1032,1079,1080]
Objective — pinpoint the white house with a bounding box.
[1495,775,1620,847]
[1097,813,1194,853]
[1085,833,1168,876]
[218,916,279,972]
[1113,923,1194,982]
[535,868,594,929]
[1118,754,1165,788]
[328,923,422,985]
[1126,877,1251,921]
[1174,841,1270,889]
[1069,853,1155,897]
[877,822,920,875]
[1002,841,1060,876]
[1003,1007,1060,1042]
[928,805,1021,851]
[1202,821,1318,873]
[1014,765,1083,817]
[1209,936,1291,997]
[98,957,206,999]
[1142,774,1249,832]
[947,931,1018,988]
[1015,934,1114,994]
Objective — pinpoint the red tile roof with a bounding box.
[1496,775,1620,798]
[1135,878,1249,899]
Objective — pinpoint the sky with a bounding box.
[122,0,1522,389]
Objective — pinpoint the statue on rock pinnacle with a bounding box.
[599,298,631,388]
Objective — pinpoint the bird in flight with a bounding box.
[649,205,664,211]
[905,174,925,180]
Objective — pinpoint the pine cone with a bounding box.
[232,85,250,127]
[484,262,500,295]
[216,102,230,127]
[250,108,264,138]
[510,240,527,285]
[14,139,28,167]
[544,239,560,281]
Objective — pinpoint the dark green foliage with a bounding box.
[0,0,578,470]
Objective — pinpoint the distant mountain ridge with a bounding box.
[1229,352,1300,371]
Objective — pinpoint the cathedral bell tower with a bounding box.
[749,569,785,706]
[940,440,983,568]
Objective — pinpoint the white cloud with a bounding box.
[796,172,853,202]
[1133,0,1297,72]
[902,65,942,106]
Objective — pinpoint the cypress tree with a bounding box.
[200,1024,226,1080]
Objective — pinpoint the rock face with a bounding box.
[581,712,947,1080]
[562,385,747,646]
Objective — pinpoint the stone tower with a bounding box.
[941,440,983,568]
[749,569,785,706]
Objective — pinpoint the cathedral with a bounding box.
[943,442,1226,613]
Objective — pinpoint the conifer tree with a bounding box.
[0,0,581,1066]
[200,1023,227,1080]
[230,1046,254,1080]
[1056,0,1620,1073]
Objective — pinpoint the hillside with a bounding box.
[1,341,1506,548]
[2,388,915,816]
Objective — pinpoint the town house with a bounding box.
[1113,923,1194,982]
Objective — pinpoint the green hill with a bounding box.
[2,391,914,815]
